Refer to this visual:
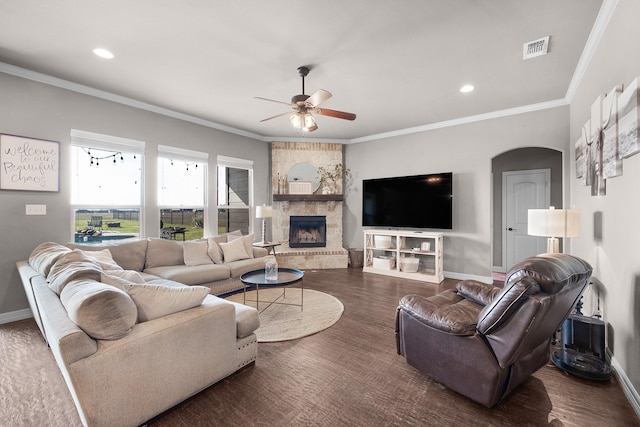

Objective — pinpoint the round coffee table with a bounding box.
[240,268,304,313]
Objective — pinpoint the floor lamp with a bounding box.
[256,205,272,244]
[527,206,580,253]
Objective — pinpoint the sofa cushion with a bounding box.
[252,247,269,258]
[60,278,138,340]
[219,237,250,262]
[399,291,482,336]
[143,264,230,286]
[29,242,72,276]
[123,282,210,322]
[226,257,269,278]
[66,239,148,272]
[183,240,214,267]
[73,248,122,270]
[224,299,260,338]
[227,233,255,259]
[48,251,104,295]
[145,238,185,268]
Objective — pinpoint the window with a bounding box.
[70,130,144,244]
[217,155,253,235]
[158,145,207,240]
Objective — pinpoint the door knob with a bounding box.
[507,227,514,231]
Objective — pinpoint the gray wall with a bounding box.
[0,72,269,317]
[344,106,570,279]
[569,0,640,399]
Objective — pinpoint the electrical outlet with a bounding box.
[26,204,47,215]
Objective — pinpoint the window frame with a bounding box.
[69,129,145,241]
[158,145,208,239]
[216,155,254,235]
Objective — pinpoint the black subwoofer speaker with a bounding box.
[552,314,611,380]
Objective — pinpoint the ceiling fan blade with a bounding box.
[260,111,292,122]
[314,108,356,121]
[305,89,332,107]
[254,96,292,106]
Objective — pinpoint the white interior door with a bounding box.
[502,169,550,269]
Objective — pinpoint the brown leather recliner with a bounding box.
[396,253,592,407]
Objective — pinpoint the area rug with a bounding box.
[226,288,343,342]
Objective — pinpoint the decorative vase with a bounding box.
[265,257,278,281]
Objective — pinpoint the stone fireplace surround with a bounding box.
[270,142,348,269]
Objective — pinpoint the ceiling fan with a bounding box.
[255,66,356,132]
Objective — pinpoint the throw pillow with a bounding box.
[47,251,103,295]
[123,282,210,322]
[73,248,123,271]
[227,233,255,259]
[29,242,72,276]
[219,237,250,262]
[102,270,146,286]
[207,235,226,264]
[101,273,129,290]
[60,278,138,340]
[183,240,214,267]
[227,229,243,238]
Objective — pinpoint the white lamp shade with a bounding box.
[528,208,580,238]
[256,205,273,219]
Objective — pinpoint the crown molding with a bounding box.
[350,98,569,144]
[565,0,619,103]
[261,135,351,144]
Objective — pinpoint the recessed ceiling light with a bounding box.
[460,84,475,93]
[93,48,114,59]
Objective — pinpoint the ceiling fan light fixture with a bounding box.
[290,113,302,129]
[304,113,316,129]
[304,122,318,132]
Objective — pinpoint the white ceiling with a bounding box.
[0,0,607,142]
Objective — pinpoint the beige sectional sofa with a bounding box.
[67,232,270,296]
[17,233,267,427]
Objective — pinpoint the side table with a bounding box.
[252,242,281,256]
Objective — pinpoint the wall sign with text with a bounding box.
[0,134,60,192]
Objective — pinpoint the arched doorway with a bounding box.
[492,147,563,275]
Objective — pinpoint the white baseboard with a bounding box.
[0,308,33,325]
[492,265,506,273]
[608,350,640,418]
[444,271,493,284]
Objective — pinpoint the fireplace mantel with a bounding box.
[273,194,344,202]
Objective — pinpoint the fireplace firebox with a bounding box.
[289,216,327,248]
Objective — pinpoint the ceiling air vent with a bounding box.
[523,36,550,60]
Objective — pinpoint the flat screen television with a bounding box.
[362,172,453,229]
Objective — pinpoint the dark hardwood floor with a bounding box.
[149,269,639,427]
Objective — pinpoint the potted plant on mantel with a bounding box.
[317,163,351,195]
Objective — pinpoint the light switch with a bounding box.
[26,204,47,215]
